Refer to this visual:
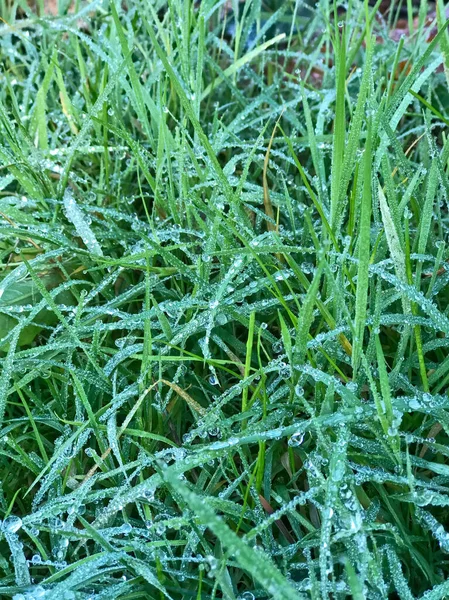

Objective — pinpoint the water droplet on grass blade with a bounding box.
[288,432,304,447]
[3,516,22,533]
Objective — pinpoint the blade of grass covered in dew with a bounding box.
[54,56,79,136]
[319,427,348,600]
[425,240,445,299]
[98,121,162,208]
[300,82,328,209]
[78,516,170,595]
[360,353,399,462]
[70,371,110,456]
[256,327,268,494]
[20,255,109,385]
[378,185,410,314]
[403,202,429,391]
[30,49,56,151]
[98,63,111,197]
[281,128,339,249]
[387,36,405,98]
[14,385,49,462]
[0,103,50,202]
[283,252,353,358]
[420,579,449,600]
[330,24,346,231]
[56,414,177,447]
[334,39,373,237]
[412,156,439,391]
[410,90,449,127]
[398,167,425,215]
[374,485,435,582]
[144,18,251,227]
[156,102,179,223]
[0,325,20,431]
[294,259,325,367]
[352,118,372,376]
[177,0,192,87]
[78,377,207,488]
[415,159,438,283]
[73,36,99,124]
[5,437,41,475]
[281,173,298,238]
[279,241,349,373]
[152,295,173,342]
[299,175,356,301]
[437,0,449,87]
[25,417,92,496]
[375,335,401,457]
[236,120,272,198]
[287,0,303,52]
[376,19,449,165]
[345,558,365,600]
[200,33,286,101]
[386,548,415,600]
[194,12,205,122]
[3,529,30,586]
[381,155,403,245]
[347,160,359,243]
[110,1,154,142]
[263,112,284,233]
[428,129,449,206]
[417,0,429,31]
[163,473,304,600]
[278,310,293,371]
[346,0,383,67]
[181,215,301,332]
[40,551,123,586]
[407,0,414,36]
[241,311,256,417]
[140,254,153,395]
[56,56,128,197]
[4,74,22,123]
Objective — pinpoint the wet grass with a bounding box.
[1,0,449,598]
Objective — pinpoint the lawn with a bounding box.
[1,0,449,598]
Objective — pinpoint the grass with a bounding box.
[1,0,449,597]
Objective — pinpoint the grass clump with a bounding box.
[1,0,449,597]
